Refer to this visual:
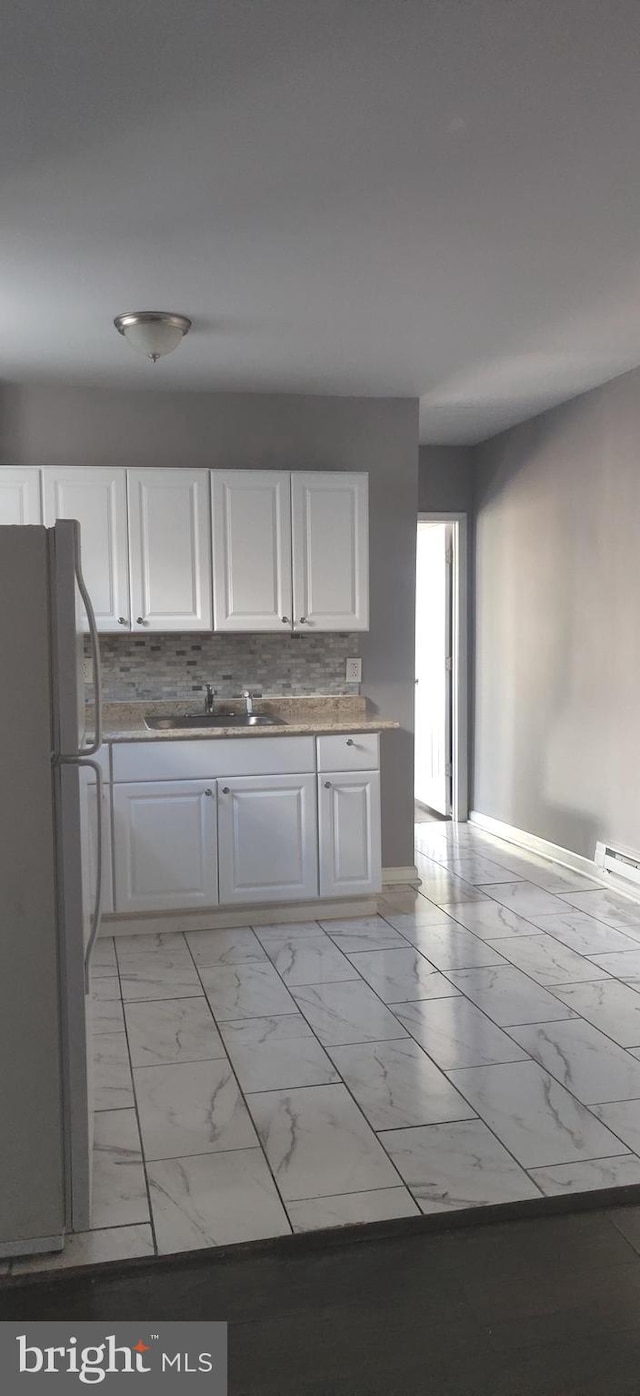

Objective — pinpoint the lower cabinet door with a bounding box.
[318,770,382,897]
[113,781,218,913]
[217,774,318,904]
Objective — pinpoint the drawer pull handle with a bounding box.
[221,786,230,794]
[346,739,355,746]
[324,781,331,789]
[204,788,213,796]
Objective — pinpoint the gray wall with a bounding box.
[0,384,418,868]
[419,445,474,514]
[473,365,640,859]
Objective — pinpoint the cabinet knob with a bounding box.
[221,786,230,794]
[346,738,355,746]
[204,788,213,797]
[324,781,331,788]
[298,616,308,624]
[117,616,127,626]
[136,616,148,626]
[281,616,290,624]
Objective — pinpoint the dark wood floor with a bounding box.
[4,1204,640,1394]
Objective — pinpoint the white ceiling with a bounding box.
[4,0,640,443]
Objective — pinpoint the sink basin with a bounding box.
[144,712,286,731]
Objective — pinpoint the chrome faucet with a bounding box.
[242,689,254,716]
[204,684,215,714]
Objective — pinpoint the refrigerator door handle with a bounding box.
[64,758,104,991]
[74,549,103,756]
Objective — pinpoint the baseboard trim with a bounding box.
[469,810,640,903]
[101,895,378,938]
[382,866,421,887]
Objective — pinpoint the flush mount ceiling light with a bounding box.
[113,311,192,362]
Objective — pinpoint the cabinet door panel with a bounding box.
[318,771,381,897]
[292,472,369,631]
[212,470,292,631]
[113,781,218,913]
[0,468,42,524]
[218,774,317,904]
[129,470,212,632]
[81,777,114,917]
[42,468,130,631]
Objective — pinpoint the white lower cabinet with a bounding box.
[217,773,318,905]
[318,770,381,897]
[113,781,218,913]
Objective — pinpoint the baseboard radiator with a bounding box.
[595,840,640,891]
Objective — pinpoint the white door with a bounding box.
[42,468,130,631]
[81,777,114,916]
[318,770,381,897]
[0,468,41,524]
[128,469,212,632]
[217,773,318,904]
[414,520,452,816]
[211,470,293,631]
[291,472,369,631]
[113,781,218,912]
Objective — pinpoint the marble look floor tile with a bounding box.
[590,1099,640,1152]
[441,901,542,940]
[263,933,358,986]
[133,1058,258,1160]
[378,887,426,914]
[90,998,125,1035]
[287,1187,420,1232]
[249,1083,400,1200]
[148,1150,291,1254]
[381,905,457,933]
[520,911,640,955]
[124,997,225,1068]
[587,949,640,982]
[185,927,267,966]
[91,976,122,1002]
[291,981,408,1045]
[90,938,118,978]
[481,882,566,918]
[12,1224,155,1273]
[116,935,202,1002]
[520,865,603,895]
[398,922,507,970]
[253,920,322,942]
[328,1039,477,1130]
[448,1061,625,1167]
[393,996,529,1069]
[552,981,640,1047]
[418,875,488,907]
[91,1109,149,1229]
[528,1156,640,1196]
[93,1033,134,1111]
[199,962,297,1020]
[486,932,609,986]
[347,948,460,1004]
[325,917,410,951]
[558,889,640,936]
[443,965,575,1026]
[427,855,523,886]
[115,931,191,968]
[221,1015,341,1093]
[380,1120,540,1212]
[509,1020,640,1104]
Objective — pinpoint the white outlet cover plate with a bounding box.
[346,657,362,682]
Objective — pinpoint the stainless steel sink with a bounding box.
[144,712,286,731]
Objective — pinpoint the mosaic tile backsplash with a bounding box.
[87,632,361,702]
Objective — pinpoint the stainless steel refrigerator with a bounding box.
[0,519,104,1258]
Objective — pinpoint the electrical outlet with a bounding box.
[345,657,362,683]
[83,657,93,684]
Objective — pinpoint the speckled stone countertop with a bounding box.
[93,695,399,743]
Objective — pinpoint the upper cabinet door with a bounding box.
[128,469,212,632]
[42,468,130,631]
[291,472,369,631]
[211,470,292,631]
[0,469,42,525]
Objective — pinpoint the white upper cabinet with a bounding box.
[291,472,369,631]
[212,470,292,631]
[128,469,212,632]
[42,468,130,632]
[0,469,42,525]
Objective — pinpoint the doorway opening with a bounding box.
[414,513,468,827]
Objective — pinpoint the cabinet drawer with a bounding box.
[316,732,379,772]
[111,735,316,783]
